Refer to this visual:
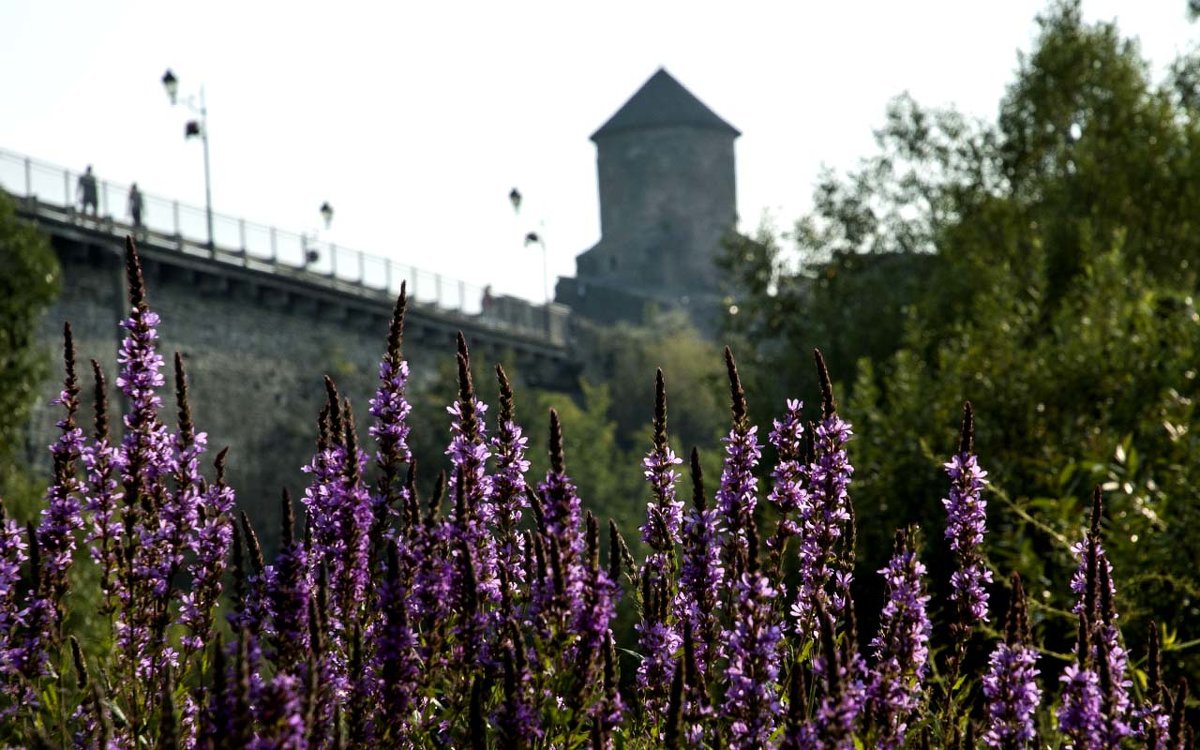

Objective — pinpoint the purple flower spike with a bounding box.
[446,335,499,613]
[792,351,855,639]
[375,540,420,730]
[983,574,1041,749]
[767,398,807,540]
[865,529,931,750]
[249,672,306,750]
[497,640,542,747]
[264,490,309,672]
[1058,658,1103,750]
[0,500,28,698]
[82,360,124,610]
[1066,489,1132,746]
[943,402,993,630]
[36,324,86,622]
[180,449,235,654]
[369,286,413,550]
[490,365,531,596]
[640,370,684,550]
[538,410,583,562]
[721,570,784,748]
[369,287,414,467]
[677,448,724,671]
[716,348,761,580]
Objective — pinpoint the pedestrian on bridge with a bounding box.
[128,182,145,229]
[77,165,98,216]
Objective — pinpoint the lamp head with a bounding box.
[162,69,179,105]
[319,201,334,229]
[509,187,522,213]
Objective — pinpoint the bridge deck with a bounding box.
[0,147,569,347]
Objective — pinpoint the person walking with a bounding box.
[128,182,145,229]
[77,165,98,216]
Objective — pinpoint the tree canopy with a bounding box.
[722,0,1200,677]
[0,192,60,504]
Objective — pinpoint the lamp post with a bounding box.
[509,187,550,306]
[161,69,214,251]
[304,203,334,267]
[524,230,549,308]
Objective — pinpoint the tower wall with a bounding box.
[592,126,736,296]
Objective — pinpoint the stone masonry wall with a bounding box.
[28,234,574,554]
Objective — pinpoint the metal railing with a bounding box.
[0,148,568,345]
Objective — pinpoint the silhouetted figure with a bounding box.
[77,165,98,216]
[128,182,144,228]
[482,285,495,317]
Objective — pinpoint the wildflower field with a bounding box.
[0,238,1190,748]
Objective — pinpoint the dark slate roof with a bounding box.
[591,68,740,140]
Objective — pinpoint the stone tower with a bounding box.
[556,68,739,331]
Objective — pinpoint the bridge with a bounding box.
[0,147,571,352]
[4,147,580,540]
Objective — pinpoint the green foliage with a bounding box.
[578,312,728,455]
[0,192,59,510]
[723,0,1200,676]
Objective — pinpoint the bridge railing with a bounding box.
[0,148,568,345]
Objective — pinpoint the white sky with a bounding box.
[1,1,1195,304]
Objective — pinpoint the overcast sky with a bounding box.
[1,1,1195,304]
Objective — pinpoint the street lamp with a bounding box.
[161,68,214,251]
[524,230,550,309]
[304,203,334,266]
[509,187,550,306]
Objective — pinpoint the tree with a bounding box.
[723,0,1200,676]
[0,192,60,507]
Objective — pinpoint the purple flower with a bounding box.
[982,574,1041,749]
[767,399,808,541]
[0,501,28,696]
[301,386,373,632]
[640,446,684,548]
[943,404,992,630]
[36,325,86,622]
[249,672,306,750]
[374,541,420,729]
[794,608,867,750]
[180,459,235,653]
[572,528,620,684]
[715,422,761,572]
[446,396,499,598]
[640,370,684,550]
[635,617,681,713]
[865,531,931,750]
[489,365,531,601]
[264,494,309,672]
[791,412,854,638]
[368,335,414,467]
[116,305,173,497]
[82,439,123,604]
[1135,626,1170,749]
[1058,662,1103,750]
[677,499,723,662]
[1068,491,1133,744]
[496,641,542,746]
[983,642,1042,748]
[721,570,784,747]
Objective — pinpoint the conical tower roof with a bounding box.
[591,68,740,141]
